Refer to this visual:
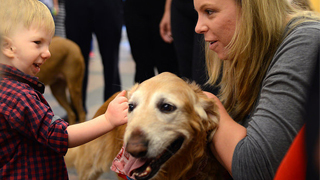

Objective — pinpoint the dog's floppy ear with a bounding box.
[200,97,219,142]
[189,82,219,142]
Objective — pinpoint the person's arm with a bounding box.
[159,0,173,43]
[67,90,128,148]
[52,0,59,15]
[203,92,246,176]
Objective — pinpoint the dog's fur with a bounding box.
[65,72,224,180]
[37,36,86,124]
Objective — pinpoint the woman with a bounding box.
[194,0,320,179]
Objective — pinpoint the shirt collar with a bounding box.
[0,63,45,94]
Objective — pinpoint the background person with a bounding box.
[124,0,179,83]
[160,0,219,94]
[64,0,124,113]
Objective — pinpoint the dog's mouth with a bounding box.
[131,136,185,180]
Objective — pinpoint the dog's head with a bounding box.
[123,72,219,180]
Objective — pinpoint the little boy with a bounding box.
[0,0,128,179]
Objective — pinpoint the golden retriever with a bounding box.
[65,72,224,180]
[37,36,86,124]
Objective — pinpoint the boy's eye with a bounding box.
[34,41,41,44]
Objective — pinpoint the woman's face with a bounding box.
[194,0,240,60]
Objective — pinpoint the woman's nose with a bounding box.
[195,18,207,34]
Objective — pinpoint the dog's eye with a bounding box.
[128,103,135,112]
[158,103,176,113]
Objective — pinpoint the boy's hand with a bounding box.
[105,90,128,128]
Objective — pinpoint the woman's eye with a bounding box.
[205,9,214,15]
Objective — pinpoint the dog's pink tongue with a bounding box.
[111,145,147,179]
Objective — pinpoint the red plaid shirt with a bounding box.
[0,64,69,179]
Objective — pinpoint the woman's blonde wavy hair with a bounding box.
[0,0,55,44]
[205,0,320,122]
[291,0,314,11]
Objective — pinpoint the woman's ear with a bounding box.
[1,37,15,58]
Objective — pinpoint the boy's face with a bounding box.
[7,23,52,76]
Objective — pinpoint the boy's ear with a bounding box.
[1,37,15,58]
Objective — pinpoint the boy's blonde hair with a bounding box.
[205,0,320,121]
[0,0,55,44]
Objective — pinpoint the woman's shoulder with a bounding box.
[272,18,319,66]
[286,16,320,36]
[267,20,319,80]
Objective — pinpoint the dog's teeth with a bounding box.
[146,166,151,173]
[140,171,148,177]
[141,166,151,176]
[135,166,152,177]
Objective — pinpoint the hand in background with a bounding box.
[160,11,173,43]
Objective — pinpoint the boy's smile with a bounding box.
[6,23,52,76]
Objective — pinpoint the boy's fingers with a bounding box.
[119,103,128,110]
[116,90,126,98]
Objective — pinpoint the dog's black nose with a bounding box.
[126,128,148,158]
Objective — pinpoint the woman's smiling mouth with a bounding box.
[208,40,218,51]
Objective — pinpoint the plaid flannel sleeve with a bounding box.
[8,89,69,155]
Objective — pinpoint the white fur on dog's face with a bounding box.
[124,72,219,158]
[126,87,192,158]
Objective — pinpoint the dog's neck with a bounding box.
[186,157,208,179]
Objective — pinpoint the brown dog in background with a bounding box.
[65,72,225,180]
[37,36,86,124]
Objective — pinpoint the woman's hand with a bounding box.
[202,91,246,176]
